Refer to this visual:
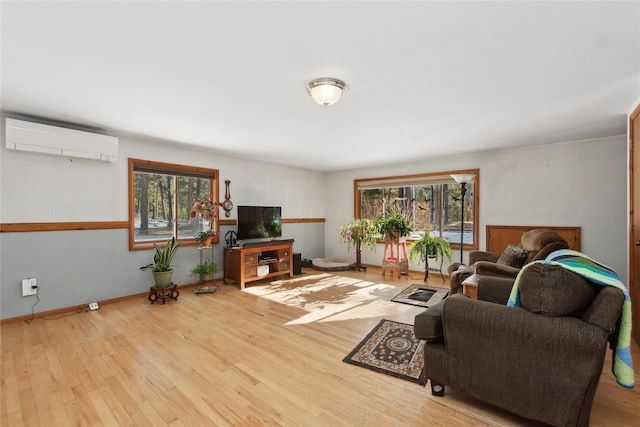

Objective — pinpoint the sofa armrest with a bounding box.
[581,286,624,332]
[469,250,500,264]
[476,276,514,304]
[414,298,447,342]
[473,260,520,278]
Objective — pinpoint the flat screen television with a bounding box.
[237,206,282,241]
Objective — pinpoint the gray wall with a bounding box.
[0,117,327,319]
[0,110,629,319]
[325,135,628,284]
[0,223,325,319]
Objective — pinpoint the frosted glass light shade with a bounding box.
[451,173,476,184]
[307,78,346,106]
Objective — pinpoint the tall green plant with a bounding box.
[408,232,452,264]
[140,237,182,272]
[339,218,378,253]
[339,218,378,272]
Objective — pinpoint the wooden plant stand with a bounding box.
[352,242,367,272]
[381,238,408,278]
[148,283,179,304]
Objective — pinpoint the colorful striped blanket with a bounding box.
[508,249,635,388]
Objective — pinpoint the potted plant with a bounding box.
[375,213,412,240]
[190,259,218,282]
[195,230,217,247]
[140,236,182,287]
[408,232,452,281]
[191,197,219,230]
[339,218,378,271]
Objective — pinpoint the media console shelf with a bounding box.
[223,240,294,289]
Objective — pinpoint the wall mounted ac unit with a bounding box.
[5,118,118,162]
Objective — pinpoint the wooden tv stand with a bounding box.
[223,240,294,289]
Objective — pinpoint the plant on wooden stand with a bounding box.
[375,213,412,240]
[376,212,413,275]
[408,232,452,282]
[339,218,377,272]
[140,237,182,287]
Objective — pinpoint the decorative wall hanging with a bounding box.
[222,179,233,217]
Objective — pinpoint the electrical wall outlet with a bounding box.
[22,278,37,296]
[89,302,99,310]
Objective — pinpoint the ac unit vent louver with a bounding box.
[5,118,118,162]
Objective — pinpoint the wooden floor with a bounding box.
[2,267,639,426]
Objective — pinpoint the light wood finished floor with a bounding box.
[2,267,639,426]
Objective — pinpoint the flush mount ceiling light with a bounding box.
[307,78,346,107]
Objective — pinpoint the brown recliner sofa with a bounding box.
[415,263,625,427]
[449,228,569,296]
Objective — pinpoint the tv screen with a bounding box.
[237,206,282,241]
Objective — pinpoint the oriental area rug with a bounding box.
[343,319,426,385]
[391,283,448,308]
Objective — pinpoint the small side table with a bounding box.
[148,283,179,304]
[461,274,479,300]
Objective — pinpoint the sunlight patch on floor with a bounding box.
[242,273,421,325]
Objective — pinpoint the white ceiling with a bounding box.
[2,1,639,172]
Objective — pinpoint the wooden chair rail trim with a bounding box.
[0,221,129,233]
[1,218,324,232]
[281,218,325,223]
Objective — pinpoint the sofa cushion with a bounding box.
[519,263,596,316]
[496,244,530,268]
[414,299,446,342]
[521,229,562,251]
[521,229,569,263]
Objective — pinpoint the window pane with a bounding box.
[414,185,441,236]
[133,172,175,242]
[443,183,474,244]
[361,188,383,221]
[463,183,475,244]
[177,176,212,239]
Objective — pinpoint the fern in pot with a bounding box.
[140,237,182,287]
[375,213,412,240]
[408,232,452,282]
[190,259,218,282]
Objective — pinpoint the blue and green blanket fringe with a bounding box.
[507,249,635,388]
